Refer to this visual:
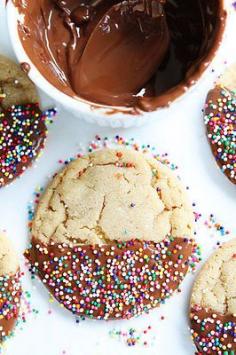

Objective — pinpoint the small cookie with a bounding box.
[26,149,197,320]
[190,238,236,354]
[0,104,48,187]
[0,55,38,109]
[0,233,21,342]
[204,64,236,185]
[0,56,54,187]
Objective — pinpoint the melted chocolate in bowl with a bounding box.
[12,0,226,113]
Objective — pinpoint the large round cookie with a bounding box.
[0,233,21,342]
[26,149,196,320]
[190,239,236,354]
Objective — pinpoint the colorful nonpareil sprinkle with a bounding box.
[41,108,57,125]
[109,325,155,347]
[88,135,178,171]
[204,214,230,237]
[204,86,236,184]
[193,203,231,242]
[190,306,236,354]
[194,211,202,223]
[58,135,178,173]
[0,283,39,353]
[0,273,21,341]
[25,237,200,320]
[0,103,57,187]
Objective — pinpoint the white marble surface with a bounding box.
[0,2,236,355]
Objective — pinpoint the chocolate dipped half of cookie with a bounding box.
[0,232,21,342]
[204,63,236,185]
[25,149,199,320]
[0,55,56,187]
[190,238,236,354]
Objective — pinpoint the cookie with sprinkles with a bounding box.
[0,55,57,187]
[0,55,38,109]
[26,149,198,320]
[204,64,236,184]
[190,238,236,354]
[0,103,49,187]
[0,232,21,342]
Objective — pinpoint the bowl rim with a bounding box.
[7,0,227,122]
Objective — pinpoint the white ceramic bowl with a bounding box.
[7,0,228,128]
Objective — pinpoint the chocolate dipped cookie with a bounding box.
[190,238,236,354]
[26,149,198,320]
[0,56,54,187]
[204,63,236,185]
[0,232,21,342]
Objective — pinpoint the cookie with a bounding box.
[0,55,38,109]
[0,103,48,187]
[0,56,55,187]
[190,238,236,354]
[0,232,21,342]
[26,149,198,320]
[204,64,236,185]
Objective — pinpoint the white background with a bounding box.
[0,1,236,354]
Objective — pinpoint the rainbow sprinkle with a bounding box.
[191,306,236,354]
[109,325,155,347]
[25,237,200,320]
[0,273,21,340]
[204,214,230,237]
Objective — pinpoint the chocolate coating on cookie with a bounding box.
[0,233,21,342]
[26,237,197,320]
[0,274,22,342]
[190,306,236,354]
[204,86,236,184]
[0,103,47,187]
[190,239,236,354]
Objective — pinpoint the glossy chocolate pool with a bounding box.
[13,0,226,113]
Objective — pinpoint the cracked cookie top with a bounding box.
[191,238,236,314]
[0,232,18,276]
[32,149,194,245]
[190,239,236,353]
